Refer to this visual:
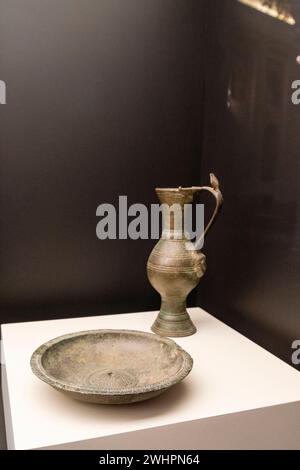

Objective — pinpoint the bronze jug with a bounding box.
[147,174,223,337]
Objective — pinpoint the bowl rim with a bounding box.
[30,329,193,396]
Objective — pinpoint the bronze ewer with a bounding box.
[147,174,223,338]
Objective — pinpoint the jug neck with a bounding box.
[156,188,195,239]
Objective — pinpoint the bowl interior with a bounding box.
[40,331,187,392]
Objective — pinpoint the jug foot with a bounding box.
[151,312,196,338]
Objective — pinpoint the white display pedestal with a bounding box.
[1,307,300,450]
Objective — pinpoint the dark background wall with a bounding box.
[0,0,205,322]
[0,0,299,373]
[198,0,300,370]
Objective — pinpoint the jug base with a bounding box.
[151,313,196,338]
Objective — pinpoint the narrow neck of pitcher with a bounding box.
[161,205,186,240]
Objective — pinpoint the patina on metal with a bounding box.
[30,329,193,405]
[147,174,223,338]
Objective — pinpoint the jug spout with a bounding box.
[155,187,195,206]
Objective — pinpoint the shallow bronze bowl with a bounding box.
[30,329,193,404]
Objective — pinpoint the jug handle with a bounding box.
[191,173,223,249]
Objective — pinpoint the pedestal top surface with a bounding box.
[2,308,300,449]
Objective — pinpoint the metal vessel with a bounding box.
[147,174,223,337]
[30,329,193,404]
